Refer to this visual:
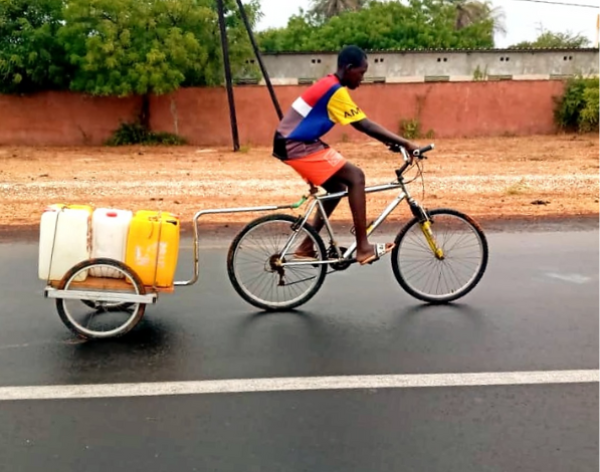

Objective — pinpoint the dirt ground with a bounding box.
[0,134,598,239]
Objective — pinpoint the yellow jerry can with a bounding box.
[125,210,180,287]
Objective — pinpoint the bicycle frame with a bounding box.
[176,146,438,285]
[278,177,426,268]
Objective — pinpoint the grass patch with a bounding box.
[505,178,530,195]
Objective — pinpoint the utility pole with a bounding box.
[216,0,240,152]
[216,0,283,151]
[235,0,283,120]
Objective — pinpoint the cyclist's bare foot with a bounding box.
[294,240,317,259]
[357,243,395,266]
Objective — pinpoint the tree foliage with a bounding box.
[60,0,260,96]
[554,76,599,133]
[0,0,260,95]
[0,0,73,93]
[258,0,497,52]
[509,28,591,49]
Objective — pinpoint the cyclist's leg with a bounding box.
[289,152,394,262]
[329,162,369,255]
[307,177,346,231]
[329,163,394,264]
[295,177,346,257]
[285,148,347,258]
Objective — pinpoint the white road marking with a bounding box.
[0,370,597,402]
[545,273,592,284]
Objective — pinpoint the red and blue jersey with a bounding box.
[273,74,367,160]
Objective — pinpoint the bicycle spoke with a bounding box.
[230,217,326,310]
[394,211,487,302]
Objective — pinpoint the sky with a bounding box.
[250,0,599,48]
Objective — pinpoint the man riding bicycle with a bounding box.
[273,45,421,265]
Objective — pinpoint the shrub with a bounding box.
[105,122,187,146]
[400,118,421,139]
[554,77,599,133]
[579,86,599,133]
[399,118,435,140]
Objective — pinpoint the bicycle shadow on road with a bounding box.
[398,302,486,319]
[233,308,325,337]
[391,302,490,341]
[229,303,493,376]
[231,308,335,354]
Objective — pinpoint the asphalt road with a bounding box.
[0,227,598,472]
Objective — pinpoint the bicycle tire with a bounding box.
[392,208,488,303]
[56,258,146,339]
[227,214,327,311]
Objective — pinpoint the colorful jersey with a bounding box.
[273,74,367,160]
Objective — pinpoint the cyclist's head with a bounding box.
[336,45,368,90]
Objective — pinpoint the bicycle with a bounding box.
[226,143,489,311]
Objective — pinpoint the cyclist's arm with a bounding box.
[351,118,418,152]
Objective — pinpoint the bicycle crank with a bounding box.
[328,246,353,271]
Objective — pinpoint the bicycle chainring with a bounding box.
[328,246,352,271]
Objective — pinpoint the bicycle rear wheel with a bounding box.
[227,214,327,311]
[392,208,488,303]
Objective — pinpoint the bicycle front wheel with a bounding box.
[392,208,488,303]
[227,214,327,311]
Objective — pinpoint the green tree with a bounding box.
[59,0,259,127]
[258,0,495,52]
[510,28,591,48]
[0,0,72,93]
[258,13,317,52]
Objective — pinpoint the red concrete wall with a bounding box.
[0,92,141,146]
[0,81,565,146]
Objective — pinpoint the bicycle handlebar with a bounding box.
[413,144,435,157]
[390,143,435,179]
[389,143,435,160]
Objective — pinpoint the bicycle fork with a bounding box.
[409,199,445,260]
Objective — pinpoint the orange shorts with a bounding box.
[285,148,347,186]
